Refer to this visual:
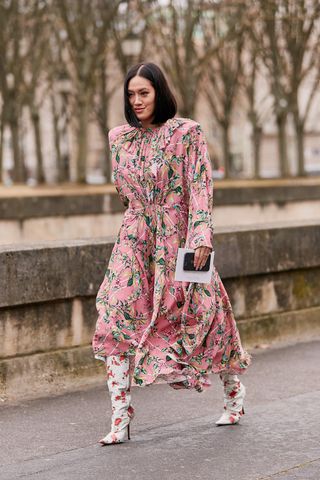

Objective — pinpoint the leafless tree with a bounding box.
[241,34,272,178]
[55,0,123,183]
[92,1,147,182]
[92,0,158,183]
[93,55,117,182]
[281,0,320,176]
[0,0,49,184]
[46,30,71,183]
[0,91,5,182]
[252,0,320,177]
[0,0,26,182]
[201,4,246,178]
[142,0,219,118]
[23,1,50,184]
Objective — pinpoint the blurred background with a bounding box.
[1,0,320,186]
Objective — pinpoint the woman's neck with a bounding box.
[140,118,163,129]
[141,122,156,129]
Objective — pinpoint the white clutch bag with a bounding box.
[174,247,215,284]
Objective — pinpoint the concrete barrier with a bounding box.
[1,180,320,243]
[1,220,320,401]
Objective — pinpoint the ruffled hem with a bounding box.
[132,354,252,393]
[94,349,252,393]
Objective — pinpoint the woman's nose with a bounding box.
[133,95,142,105]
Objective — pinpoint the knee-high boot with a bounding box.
[215,372,246,426]
[99,354,135,445]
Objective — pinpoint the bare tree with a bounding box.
[241,35,271,178]
[0,97,5,182]
[55,0,122,183]
[92,0,150,183]
[244,46,262,178]
[252,0,320,177]
[0,0,49,183]
[253,2,291,176]
[45,21,73,183]
[201,4,245,178]
[23,1,50,184]
[49,69,73,184]
[93,55,118,182]
[92,0,147,183]
[0,0,25,182]
[281,0,320,176]
[143,0,219,118]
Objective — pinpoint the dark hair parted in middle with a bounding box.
[124,62,177,127]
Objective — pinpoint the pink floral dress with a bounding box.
[92,117,252,392]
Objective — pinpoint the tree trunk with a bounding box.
[276,113,289,177]
[76,96,90,183]
[0,114,4,184]
[51,94,65,183]
[102,131,111,183]
[179,88,195,119]
[252,125,263,178]
[293,116,306,177]
[6,94,24,183]
[95,59,111,183]
[222,123,231,179]
[31,109,45,184]
[180,105,195,119]
[10,118,24,183]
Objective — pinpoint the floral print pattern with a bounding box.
[92,117,252,392]
[100,354,134,444]
[220,373,245,410]
[216,373,246,424]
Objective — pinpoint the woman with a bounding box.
[92,62,252,445]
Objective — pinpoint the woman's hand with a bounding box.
[194,246,212,270]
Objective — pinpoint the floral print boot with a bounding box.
[215,373,246,426]
[99,354,135,445]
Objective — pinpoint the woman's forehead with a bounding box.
[128,76,153,91]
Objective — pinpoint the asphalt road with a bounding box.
[1,339,320,480]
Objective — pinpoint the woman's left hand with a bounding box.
[194,246,212,270]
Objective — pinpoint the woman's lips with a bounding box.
[135,109,144,113]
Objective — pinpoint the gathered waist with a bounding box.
[127,202,188,214]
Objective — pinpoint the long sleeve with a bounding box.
[109,128,129,207]
[186,123,214,251]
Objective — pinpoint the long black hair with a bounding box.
[124,62,177,127]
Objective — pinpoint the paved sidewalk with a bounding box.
[1,339,320,480]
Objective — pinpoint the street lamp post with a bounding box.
[122,32,143,70]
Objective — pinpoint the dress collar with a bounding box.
[118,117,183,151]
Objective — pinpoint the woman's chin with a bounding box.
[137,114,150,122]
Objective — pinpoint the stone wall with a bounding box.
[1,181,320,243]
[1,220,320,401]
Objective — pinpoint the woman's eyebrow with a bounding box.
[128,88,149,93]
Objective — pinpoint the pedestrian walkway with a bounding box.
[1,339,319,480]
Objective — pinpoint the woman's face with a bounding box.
[127,76,156,126]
